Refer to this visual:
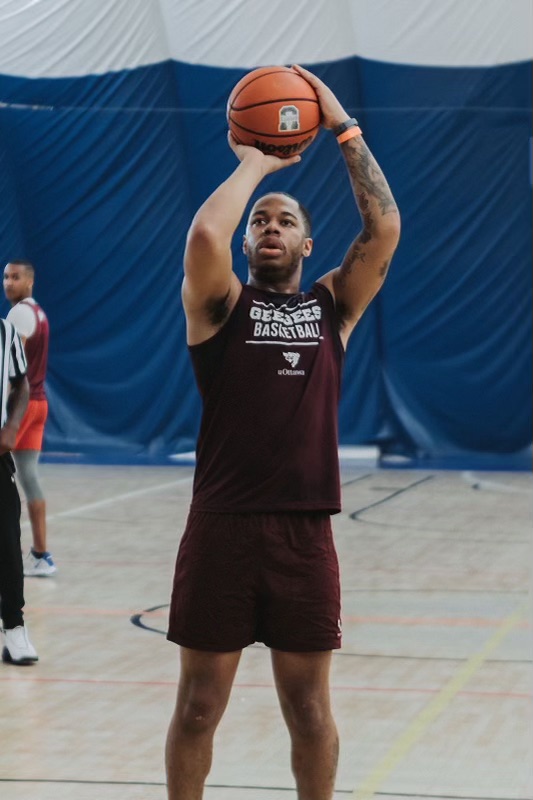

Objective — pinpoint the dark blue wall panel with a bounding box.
[1,58,530,465]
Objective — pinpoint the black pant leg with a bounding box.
[0,453,25,629]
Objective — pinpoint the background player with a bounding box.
[3,260,55,577]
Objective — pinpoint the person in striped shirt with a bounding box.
[0,318,39,664]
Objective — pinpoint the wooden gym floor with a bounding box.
[0,461,531,800]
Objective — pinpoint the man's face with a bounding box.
[3,263,33,304]
[243,194,313,284]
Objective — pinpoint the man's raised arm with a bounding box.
[294,66,401,347]
[182,139,300,345]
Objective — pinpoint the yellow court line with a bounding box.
[353,600,529,800]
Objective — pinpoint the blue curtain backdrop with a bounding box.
[0,14,531,467]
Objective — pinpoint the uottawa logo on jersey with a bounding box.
[283,352,300,367]
[279,351,304,377]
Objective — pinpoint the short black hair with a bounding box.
[7,259,35,278]
[254,192,313,237]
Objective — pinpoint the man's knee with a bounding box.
[13,450,44,501]
[175,694,225,737]
[282,693,332,739]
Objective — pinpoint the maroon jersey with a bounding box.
[19,299,49,400]
[189,282,345,514]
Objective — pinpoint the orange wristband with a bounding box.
[336,126,362,144]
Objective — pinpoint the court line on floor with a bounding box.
[130,606,532,666]
[343,614,530,628]
[24,605,531,630]
[1,673,529,700]
[349,476,435,520]
[20,475,193,528]
[352,600,529,800]
[343,514,531,543]
[0,778,527,800]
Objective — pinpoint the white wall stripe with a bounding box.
[0,0,530,79]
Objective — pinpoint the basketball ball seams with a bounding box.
[230,86,318,107]
[228,118,320,139]
[228,66,299,106]
[229,70,317,107]
[229,98,320,112]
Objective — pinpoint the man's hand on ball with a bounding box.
[227,132,301,173]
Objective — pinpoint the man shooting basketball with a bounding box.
[165,64,400,799]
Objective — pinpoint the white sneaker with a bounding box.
[24,549,57,577]
[2,625,39,664]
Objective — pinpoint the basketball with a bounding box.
[227,66,320,158]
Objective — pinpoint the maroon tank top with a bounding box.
[189,282,344,514]
[20,300,49,400]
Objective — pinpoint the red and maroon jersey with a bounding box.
[19,299,49,400]
[189,282,345,514]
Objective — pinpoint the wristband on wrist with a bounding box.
[332,117,360,137]
[336,126,362,144]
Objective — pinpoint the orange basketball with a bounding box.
[227,66,320,158]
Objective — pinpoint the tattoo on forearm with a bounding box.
[358,192,373,244]
[345,140,398,216]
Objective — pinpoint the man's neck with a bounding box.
[247,276,301,295]
[12,294,33,306]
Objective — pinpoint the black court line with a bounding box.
[130,604,168,635]
[341,472,375,487]
[342,517,531,543]
[348,475,435,520]
[130,609,532,664]
[343,514,531,543]
[0,778,309,792]
[345,474,529,543]
[0,780,529,800]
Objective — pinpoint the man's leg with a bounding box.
[26,496,47,553]
[166,647,242,800]
[0,456,25,629]
[271,649,338,800]
[12,449,55,576]
[13,450,47,551]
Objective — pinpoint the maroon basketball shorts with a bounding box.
[167,509,342,652]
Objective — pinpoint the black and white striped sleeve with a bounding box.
[3,319,28,380]
[1,319,27,427]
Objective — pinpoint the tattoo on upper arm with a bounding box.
[337,237,365,289]
[345,142,398,217]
